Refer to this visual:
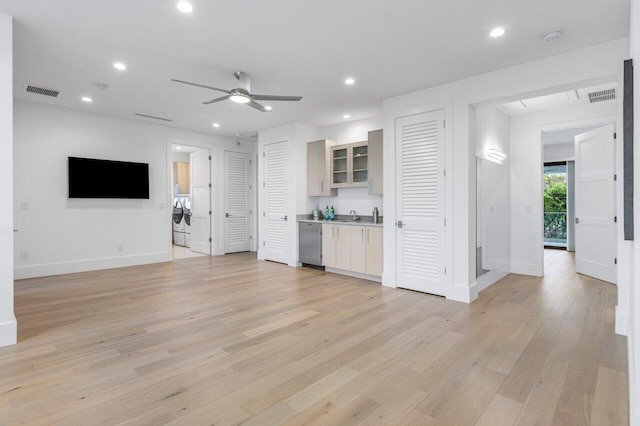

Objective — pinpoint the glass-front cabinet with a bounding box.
[330,142,368,188]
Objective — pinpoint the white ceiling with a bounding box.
[497,82,618,116]
[0,0,630,137]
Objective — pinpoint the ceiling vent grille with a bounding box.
[134,113,173,122]
[25,85,60,98]
[588,88,616,103]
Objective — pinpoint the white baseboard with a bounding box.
[325,267,382,283]
[14,252,171,280]
[615,306,628,336]
[511,261,543,277]
[447,282,478,304]
[381,272,396,288]
[0,316,17,347]
[477,268,510,293]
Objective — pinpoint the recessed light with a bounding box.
[113,62,127,71]
[264,105,272,111]
[343,114,351,119]
[81,96,93,103]
[345,78,355,85]
[490,27,505,38]
[212,122,220,128]
[176,1,193,13]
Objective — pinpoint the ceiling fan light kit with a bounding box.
[171,71,302,112]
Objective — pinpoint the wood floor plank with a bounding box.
[0,250,627,425]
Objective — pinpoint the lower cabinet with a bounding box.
[322,223,382,277]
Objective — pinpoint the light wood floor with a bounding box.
[0,249,627,425]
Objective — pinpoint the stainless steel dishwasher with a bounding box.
[299,222,323,268]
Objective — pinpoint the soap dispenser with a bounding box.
[373,207,380,224]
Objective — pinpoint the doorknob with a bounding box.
[280,215,288,221]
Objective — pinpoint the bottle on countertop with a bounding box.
[324,205,329,221]
[330,205,335,220]
[373,207,379,224]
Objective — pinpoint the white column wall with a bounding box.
[0,14,16,347]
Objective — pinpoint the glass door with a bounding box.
[331,146,349,188]
[351,142,368,187]
[543,162,568,248]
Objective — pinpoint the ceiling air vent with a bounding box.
[25,85,60,98]
[588,88,616,103]
[134,113,173,122]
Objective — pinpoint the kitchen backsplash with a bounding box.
[312,187,383,216]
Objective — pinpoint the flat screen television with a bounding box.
[68,157,150,199]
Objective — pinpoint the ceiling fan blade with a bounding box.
[203,95,230,105]
[251,94,303,102]
[170,79,230,94]
[246,100,270,112]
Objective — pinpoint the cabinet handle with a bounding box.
[332,226,335,239]
[369,178,372,192]
[321,181,324,193]
[367,228,369,242]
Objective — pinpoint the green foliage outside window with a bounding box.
[544,173,567,240]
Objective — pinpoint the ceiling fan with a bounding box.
[171,71,302,112]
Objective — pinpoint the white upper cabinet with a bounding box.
[307,139,337,196]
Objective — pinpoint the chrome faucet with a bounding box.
[349,210,359,221]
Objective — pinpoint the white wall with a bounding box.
[314,116,384,217]
[0,14,16,347]
[383,38,628,303]
[13,101,248,279]
[543,142,575,161]
[509,100,618,277]
[474,106,510,291]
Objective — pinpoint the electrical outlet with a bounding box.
[20,249,29,259]
[117,243,123,252]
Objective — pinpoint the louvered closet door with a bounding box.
[396,110,446,295]
[225,151,251,253]
[263,141,290,264]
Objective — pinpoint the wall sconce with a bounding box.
[487,148,506,163]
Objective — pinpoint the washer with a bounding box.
[184,206,191,248]
[172,199,186,246]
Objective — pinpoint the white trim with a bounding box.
[615,306,628,336]
[447,282,478,303]
[381,271,396,288]
[14,252,170,280]
[476,267,510,292]
[510,261,543,276]
[0,316,17,348]
[325,267,382,283]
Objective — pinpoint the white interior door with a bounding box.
[396,110,446,296]
[574,125,616,284]
[225,151,251,253]
[190,149,211,255]
[262,141,289,264]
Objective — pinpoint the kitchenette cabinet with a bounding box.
[330,143,368,189]
[322,222,383,280]
[307,139,337,196]
[367,129,383,195]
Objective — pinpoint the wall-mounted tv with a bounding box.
[68,157,150,199]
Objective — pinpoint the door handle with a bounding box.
[226,213,232,218]
[280,215,288,221]
[575,217,579,224]
[397,220,404,229]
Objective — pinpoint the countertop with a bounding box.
[298,219,383,227]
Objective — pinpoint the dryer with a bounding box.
[172,200,186,246]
